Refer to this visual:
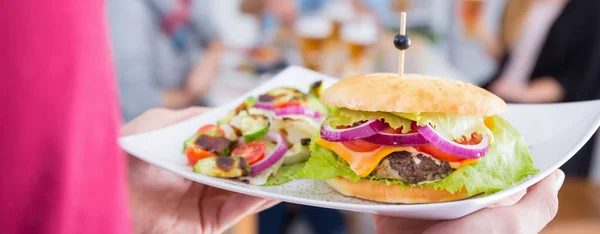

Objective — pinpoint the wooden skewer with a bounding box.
[398,12,407,76]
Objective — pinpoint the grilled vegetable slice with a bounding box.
[193,156,250,177]
[186,147,215,165]
[271,116,319,144]
[183,133,198,152]
[283,143,311,165]
[305,95,329,116]
[219,124,242,141]
[230,115,270,143]
[184,136,232,165]
[183,125,231,153]
[258,87,305,104]
[196,124,225,136]
[194,135,232,155]
[183,125,233,166]
[309,80,324,98]
[218,96,258,125]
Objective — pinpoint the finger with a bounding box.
[121,107,211,136]
[425,170,564,234]
[121,108,171,136]
[202,186,235,198]
[507,170,564,233]
[217,194,271,230]
[372,215,438,234]
[155,106,210,128]
[487,190,527,208]
[251,199,281,214]
[174,106,211,121]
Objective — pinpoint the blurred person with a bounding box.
[0,0,277,233]
[0,1,567,234]
[473,0,600,177]
[108,0,223,121]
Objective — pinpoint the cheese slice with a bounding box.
[317,139,479,177]
[316,139,413,177]
[449,158,480,169]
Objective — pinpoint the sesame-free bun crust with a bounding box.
[326,177,473,204]
[322,73,507,116]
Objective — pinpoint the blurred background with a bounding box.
[107,0,600,233]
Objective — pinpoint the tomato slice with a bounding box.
[196,124,225,136]
[414,144,464,162]
[414,133,484,162]
[186,147,215,165]
[456,132,483,145]
[231,141,266,165]
[341,139,381,152]
[274,102,302,109]
[382,127,403,134]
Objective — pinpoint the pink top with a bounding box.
[0,1,131,233]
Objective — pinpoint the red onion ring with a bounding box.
[250,131,288,176]
[364,131,428,146]
[320,119,388,142]
[254,102,274,110]
[275,106,321,119]
[416,124,489,159]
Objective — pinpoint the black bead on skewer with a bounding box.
[394,34,411,51]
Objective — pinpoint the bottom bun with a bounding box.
[326,177,474,204]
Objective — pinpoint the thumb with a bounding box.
[505,170,565,233]
[121,107,209,136]
[424,170,565,234]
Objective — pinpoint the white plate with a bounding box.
[119,66,600,220]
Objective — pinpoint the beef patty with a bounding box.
[372,151,455,184]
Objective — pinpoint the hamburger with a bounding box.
[299,73,538,203]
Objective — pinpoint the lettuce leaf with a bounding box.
[431,115,538,194]
[416,113,493,141]
[329,108,491,141]
[326,108,413,133]
[393,112,421,122]
[296,136,361,182]
[264,162,307,186]
[264,135,361,186]
[301,115,538,196]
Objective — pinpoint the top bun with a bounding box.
[322,73,507,116]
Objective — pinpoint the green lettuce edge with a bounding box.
[299,115,539,196]
[264,162,307,186]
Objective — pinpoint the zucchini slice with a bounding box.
[230,114,270,143]
[305,95,329,116]
[193,156,250,177]
[259,87,305,104]
[218,96,258,125]
[309,80,324,98]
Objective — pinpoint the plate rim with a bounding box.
[119,66,600,214]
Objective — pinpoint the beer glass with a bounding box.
[391,0,410,12]
[324,0,355,43]
[294,15,332,71]
[341,16,377,68]
[460,0,484,37]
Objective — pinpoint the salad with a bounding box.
[184,81,329,185]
